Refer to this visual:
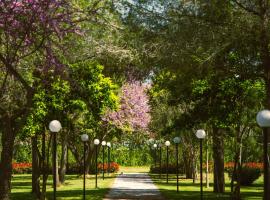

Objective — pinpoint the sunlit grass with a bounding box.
[11,173,116,200]
[150,173,263,200]
[119,165,150,173]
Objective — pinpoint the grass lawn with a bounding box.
[11,173,116,200]
[150,173,263,200]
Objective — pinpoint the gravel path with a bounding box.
[104,173,164,200]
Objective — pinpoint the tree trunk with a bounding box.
[85,142,95,174]
[40,131,51,200]
[0,117,16,200]
[51,137,60,187]
[206,134,209,188]
[59,134,67,184]
[231,127,244,200]
[183,149,193,179]
[259,3,270,198]
[31,136,41,198]
[212,127,225,193]
[192,151,198,184]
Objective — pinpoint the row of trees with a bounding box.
[0,1,151,199]
[116,0,270,199]
[2,0,270,199]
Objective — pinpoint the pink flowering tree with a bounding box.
[103,81,151,133]
[0,1,75,199]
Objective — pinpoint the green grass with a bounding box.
[11,174,116,200]
[11,168,264,200]
[150,173,263,200]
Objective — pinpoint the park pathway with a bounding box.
[104,173,164,200]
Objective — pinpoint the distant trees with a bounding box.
[118,0,269,198]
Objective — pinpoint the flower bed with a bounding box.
[12,162,32,174]
[98,162,120,173]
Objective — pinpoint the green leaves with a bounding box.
[22,61,118,138]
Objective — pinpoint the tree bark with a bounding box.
[40,131,51,200]
[85,142,95,174]
[0,117,16,200]
[52,137,60,187]
[206,134,209,188]
[259,3,270,198]
[183,149,193,179]
[31,136,41,199]
[59,134,67,184]
[212,127,225,193]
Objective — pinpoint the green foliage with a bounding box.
[69,61,119,117]
[22,61,118,139]
[13,144,31,163]
[112,144,152,166]
[22,77,71,138]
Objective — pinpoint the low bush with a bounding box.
[225,162,262,186]
[150,164,185,174]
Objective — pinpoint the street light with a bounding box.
[107,142,111,175]
[256,110,270,200]
[159,143,162,179]
[196,129,206,200]
[153,144,157,168]
[101,141,106,180]
[81,134,89,200]
[94,139,100,188]
[165,141,171,184]
[49,120,62,200]
[173,137,180,192]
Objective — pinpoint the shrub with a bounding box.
[66,163,81,174]
[12,163,32,174]
[150,164,185,174]
[225,162,262,186]
[98,162,120,173]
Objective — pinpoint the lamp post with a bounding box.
[107,142,111,175]
[256,110,270,200]
[49,120,62,200]
[196,129,206,200]
[101,141,106,180]
[153,144,157,168]
[159,143,162,179]
[165,141,171,184]
[173,137,180,192]
[81,134,89,200]
[94,139,100,188]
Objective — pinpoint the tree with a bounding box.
[0,1,77,198]
[21,60,118,198]
[103,81,151,133]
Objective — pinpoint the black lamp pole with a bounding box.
[176,143,179,192]
[166,145,169,184]
[83,142,86,200]
[200,139,203,200]
[159,146,162,179]
[103,145,105,180]
[263,128,270,200]
[108,146,110,175]
[95,145,98,188]
[53,133,57,200]
[154,147,157,167]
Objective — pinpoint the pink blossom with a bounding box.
[103,81,151,132]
